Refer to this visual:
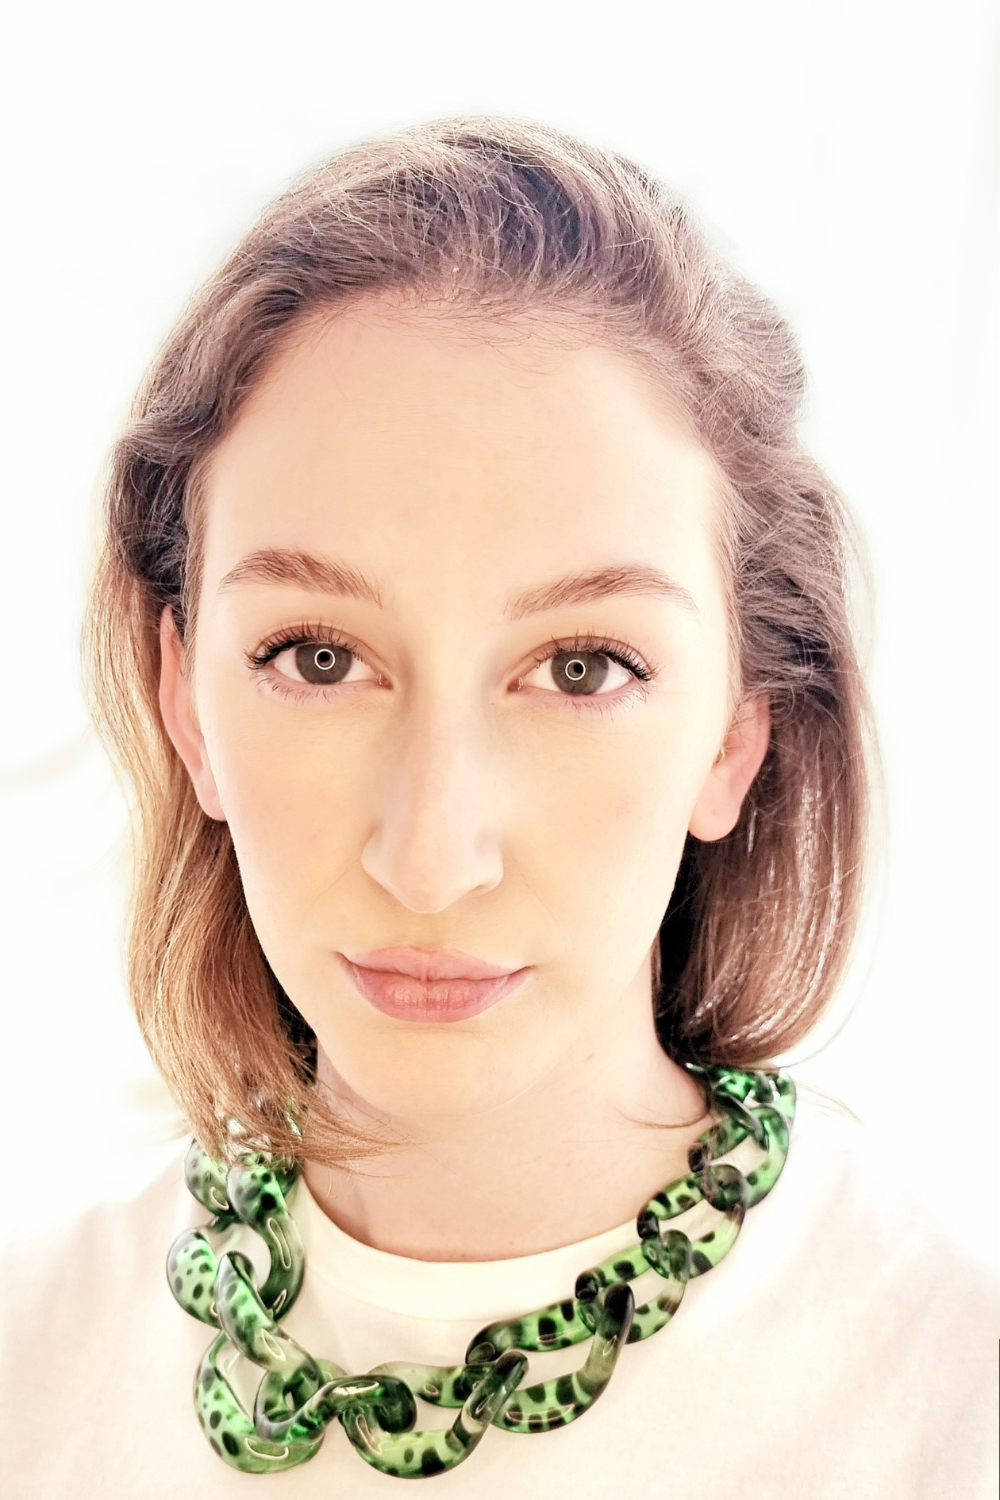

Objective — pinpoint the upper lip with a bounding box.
[342,946,523,981]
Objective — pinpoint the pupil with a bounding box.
[294,643,352,685]
[553,650,609,696]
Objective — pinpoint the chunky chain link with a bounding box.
[167,1066,795,1479]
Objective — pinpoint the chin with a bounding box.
[316,1025,545,1123]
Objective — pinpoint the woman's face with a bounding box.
[161,305,767,1122]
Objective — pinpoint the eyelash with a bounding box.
[246,622,360,672]
[246,625,654,696]
[523,635,653,686]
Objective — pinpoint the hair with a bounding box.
[87,116,873,1163]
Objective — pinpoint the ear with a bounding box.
[158,607,227,822]
[688,695,770,842]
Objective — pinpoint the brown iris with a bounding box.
[294,644,352,685]
[551,651,610,695]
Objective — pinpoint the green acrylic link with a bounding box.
[215,1251,316,1380]
[168,1228,224,1325]
[168,1065,794,1478]
[255,1363,417,1446]
[477,1283,634,1434]
[342,1351,528,1476]
[195,1333,323,1473]
[184,1139,238,1225]
[226,1161,304,1317]
[168,1143,304,1328]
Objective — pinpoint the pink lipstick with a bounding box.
[340,946,529,1022]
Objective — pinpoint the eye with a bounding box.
[271,642,374,686]
[525,649,634,697]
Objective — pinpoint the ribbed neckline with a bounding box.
[292,1175,641,1322]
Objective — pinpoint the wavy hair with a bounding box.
[87,117,873,1161]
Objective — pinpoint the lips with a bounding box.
[340,946,529,1022]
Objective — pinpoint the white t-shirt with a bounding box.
[1,1092,996,1499]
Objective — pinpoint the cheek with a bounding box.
[509,716,709,953]
[197,679,376,931]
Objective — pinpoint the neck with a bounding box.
[303,977,710,1262]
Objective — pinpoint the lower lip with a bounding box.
[341,960,529,1022]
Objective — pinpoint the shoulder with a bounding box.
[0,1153,193,1339]
[733,1088,999,1494]
[778,1088,995,1273]
[752,1087,998,1332]
[0,1154,215,1498]
[622,1088,998,1499]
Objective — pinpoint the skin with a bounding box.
[159,302,770,1261]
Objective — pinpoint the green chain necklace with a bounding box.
[167,1064,795,1479]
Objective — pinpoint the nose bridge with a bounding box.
[361,672,504,915]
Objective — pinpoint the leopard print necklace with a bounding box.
[168,1064,795,1479]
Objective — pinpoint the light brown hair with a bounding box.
[87,117,873,1162]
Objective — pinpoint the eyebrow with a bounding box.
[217,549,696,620]
[507,564,698,619]
[217,548,383,606]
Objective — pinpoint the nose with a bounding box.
[360,700,504,915]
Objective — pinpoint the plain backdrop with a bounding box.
[0,0,995,1254]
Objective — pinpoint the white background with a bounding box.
[0,0,995,1253]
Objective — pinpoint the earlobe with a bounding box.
[688,695,771,843]
[158,607,227,822]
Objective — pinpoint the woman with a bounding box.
[1,118,994,1497]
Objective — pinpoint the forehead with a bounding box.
[199,307,725,607]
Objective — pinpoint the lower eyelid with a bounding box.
[548,682,649,715]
